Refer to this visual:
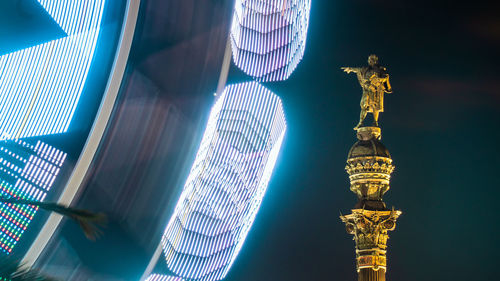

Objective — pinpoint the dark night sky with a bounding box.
[225,1,500,281]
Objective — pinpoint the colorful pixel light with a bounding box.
[161,82,286,281]
[0,0,106,140]
[230,0,311,81]
[0,139,66,254]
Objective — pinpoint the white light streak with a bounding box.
[145,274,185,281]
[230,0,311,81]
[0,0,106,140]
[161,82,286,280]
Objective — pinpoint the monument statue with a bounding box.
[342,55,392,130]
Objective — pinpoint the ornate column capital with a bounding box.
[341,209,401,272]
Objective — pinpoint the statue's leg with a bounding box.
[373,110,379,127]
[355,109,367,130]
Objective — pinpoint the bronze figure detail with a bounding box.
[342,55,392,130]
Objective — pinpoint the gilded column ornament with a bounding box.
[340,55,401,281]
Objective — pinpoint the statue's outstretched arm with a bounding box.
[341,67,361,74]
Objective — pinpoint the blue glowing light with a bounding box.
[0,0,106,140]
[0,139,66,254]
[230,0,311,82]
[161,82,286,280]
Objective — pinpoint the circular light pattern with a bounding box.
[0,0,106,140]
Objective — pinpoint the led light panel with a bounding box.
[161,82,286,281]
[0,0,106,140]
[0,139,66,254]
[146,274,185,281]
[231,0,311,81]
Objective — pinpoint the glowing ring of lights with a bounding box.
[160,82,286,281]
[0,0,105,140]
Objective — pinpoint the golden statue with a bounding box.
[342,55,392,130]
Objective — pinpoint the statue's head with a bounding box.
[368,54,379,66]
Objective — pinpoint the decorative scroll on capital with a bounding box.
[340,209,401,272]
[342,55,392,131]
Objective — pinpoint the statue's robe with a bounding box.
[356,67,390,113]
